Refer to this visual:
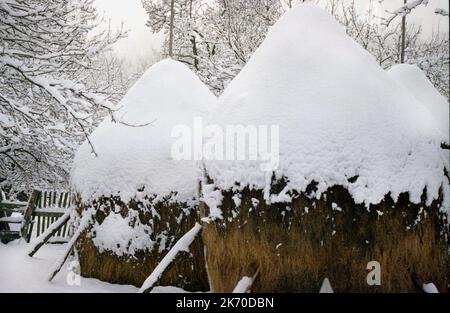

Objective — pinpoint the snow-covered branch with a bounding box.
[0,0,128,192]
[381,0,448,26]
[435,8,448,16]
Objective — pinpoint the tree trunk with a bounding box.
[191,36,199,70]
[400,0,406,63]
[168,0,175,58]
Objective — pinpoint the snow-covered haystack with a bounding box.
[387,64,449,146]
[70,59,214,291]
[201,4,449,292]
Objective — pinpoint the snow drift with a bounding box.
[71,59,216,204]
[387,63,449,145]
[203,3,449,209]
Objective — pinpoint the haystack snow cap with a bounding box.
[204,4,449,208]
[71,59,216,203]
[388,64,449,145]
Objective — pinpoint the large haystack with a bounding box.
[201,4,450,292]
[387,63,449,146]
[70,59,215,291]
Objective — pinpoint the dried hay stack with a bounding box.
[202,183,449,292]
[201,4,450,293]
[71,59,215,291]
[75,196,208,290]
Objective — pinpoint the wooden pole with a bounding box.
[168,0,175,58]
[47,222,85,282]
[28,209,72,257]
[47,210,93,282]
[138,223,203,293]
[21,190,40,241]
[232,268,260,293]
[400,0,406,63]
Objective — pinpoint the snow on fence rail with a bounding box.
[0,190,72,243]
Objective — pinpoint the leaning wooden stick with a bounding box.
[28,208,72,257]
[138,222,203,293]
[232,268,260,293]
[47,210,93,282]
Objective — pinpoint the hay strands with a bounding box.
[138,222,203,293]
[47,209,94,282]
[232,268,260,293]
[28,208,73,257]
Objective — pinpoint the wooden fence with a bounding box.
[0,190,72,243]
[31,191,72,241]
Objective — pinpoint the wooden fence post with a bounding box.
[21,190,40,241]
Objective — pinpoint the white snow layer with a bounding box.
[422,283,439,293]
[232,276,253,293]
[71,59,215,204]
[203,4,449,210]
[0,240,138,293]
[387,64,449,145]
[92,211,154,256]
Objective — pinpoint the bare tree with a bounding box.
[0,0,125,192]
[141,0,448,98]
[168,0,176,57]
[329,0,448,96]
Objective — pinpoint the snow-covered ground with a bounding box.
[0,240,187,293]
[0,240,138,293]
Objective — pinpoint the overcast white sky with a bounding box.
[94,0,449,67]
[95,0,164,68]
